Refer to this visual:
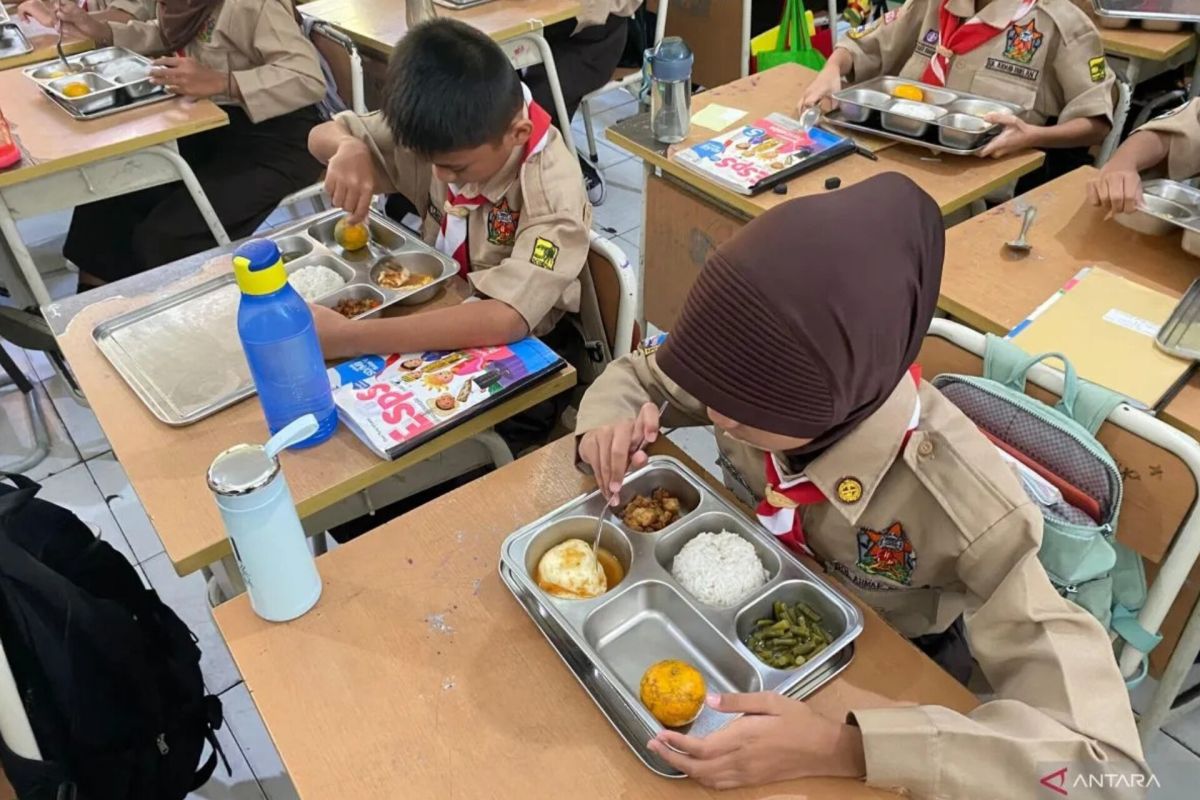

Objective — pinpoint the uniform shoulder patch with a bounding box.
[530,237,559,270]
[639,332,668,356]
[1088,56,1106,83]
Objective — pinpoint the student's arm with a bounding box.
[1087,130,1170,214]
[978,114,1110,158]
[311,112,427,224]
[18,0,136,25]
[850,503,1148,798]
[224,0,325,123]
[576,350,715,493]
[311,299,528,359]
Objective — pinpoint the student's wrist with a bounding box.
[830,723,867,779]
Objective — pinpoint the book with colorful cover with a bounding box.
[670,112,856,195]
[326,338,566,460]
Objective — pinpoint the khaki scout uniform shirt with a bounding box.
[577,0,643,30]
[95,0,154,20]
[576,351,1146,797]
[838,0,1114,126]
[1139,98,1200,182]
[335,110,592,337]
[109,0,326,123]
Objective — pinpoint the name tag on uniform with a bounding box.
[985,57,1040,83]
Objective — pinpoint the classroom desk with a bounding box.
[45,246,578,580]
[301,0,580,56]
[1080,5,1200,98]
[0,29,91,72]
[0,67,228,308]
[606,63,1045,329]
[212,436,978,800]
[938,164,1200,679]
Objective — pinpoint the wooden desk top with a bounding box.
[301,0,580,55]
[213,437,978,800]
[52,253,577,576]
[607,63,1045,220]
[0,29,91,72]
[0,67,228,189]
[1088,10,1196,62]
[939,165,1200,438]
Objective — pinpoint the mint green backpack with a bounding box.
[933,335,1161,682]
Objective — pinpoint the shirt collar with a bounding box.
[945,0,1030,27]
[453,144,523,205]
[771,375,920,526]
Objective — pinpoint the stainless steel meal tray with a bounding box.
[1115,179,1200,237]
[1092,0,1200,27]
[22,47,171,120]
[0,21,33,59]
[827,76,1023,155]
[1155,277,1200,360]
[92,209,458,426]
[498,456,864,776]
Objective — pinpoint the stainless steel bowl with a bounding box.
[937,113,994,150]
[371,253,450,306]
[833,88,891,123]
[948,98,1018,119]
[99,57,160,99]
[1115,195,1192,236]
[1096,16,1131,29]
[47,74,119,114]
[80,47,126,67]
[881,100,947,137]
[1142,19,1183,32]
[875,77,957,107]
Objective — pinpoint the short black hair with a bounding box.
[382,18,524,156]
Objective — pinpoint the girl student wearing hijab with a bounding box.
[798,0,1113,169]
[55,0,325,287]
[574,173,1146,796]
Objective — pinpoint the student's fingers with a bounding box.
[578,432,602,478]
[707,691,787,716]
[654,728,739,761]
[1085,179,1101,207]
[593,427,614,498]
[638,401,661,444]
[1094,176,1113,212]
[1119,174,1142,216]
[348,188,372,225]
[607,423,634,497]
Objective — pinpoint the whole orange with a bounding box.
[891,84,925,102]
[640,660,706,728]
[334,218,370,252]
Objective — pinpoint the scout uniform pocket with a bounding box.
[933,335,1159,683]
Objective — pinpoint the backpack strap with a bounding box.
[0,473,40,521]
[1110,605,1163,657]
[982,335,1123,435]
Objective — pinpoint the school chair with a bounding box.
[922,318,1200,746]
[499,26,578,153]
[0,339,49,474]
[575,233,639,377]
[1097,75,1133,167]
[578,3,670,163]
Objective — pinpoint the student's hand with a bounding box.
[578,401,662,501]
[797,68,843,114]
[323,139,376,225]
[647,693,866,789]
[978,114,1037,159]
[17,0,55,27]
[310,303,357,360]
[56,2,107,41]
[149,57,228,99]
[1087,167,1143,216]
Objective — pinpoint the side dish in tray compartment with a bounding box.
[743,600,833,669]
[622,488,682,532]
[536,538,624,599]
[640,659,706,728]
[671,531,768,608]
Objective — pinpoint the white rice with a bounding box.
[289,265,345,300]
[671,531,768,608]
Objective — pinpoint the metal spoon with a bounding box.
[1005,206,1037,252]
[54,6,81,76]
[798,106,821,133]
[590,399,671,559]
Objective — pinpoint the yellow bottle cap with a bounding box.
[232,239,288,296]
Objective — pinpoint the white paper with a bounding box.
[1102,308,1160,338]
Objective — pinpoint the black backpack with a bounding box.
[0,473,226,800]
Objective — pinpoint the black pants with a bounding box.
[525,13,630,126]
[64,105,324,283]
[911,616,973,686]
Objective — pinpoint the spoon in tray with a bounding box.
[591,400,672,560]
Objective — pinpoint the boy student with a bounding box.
[308,18,591,362]
[800,0,1113,183]
[524,0,643,204]
[1089,98,1200,214]
[56,0,325,287]
[574,174,1147,796]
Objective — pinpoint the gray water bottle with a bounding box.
[646,37,694,144]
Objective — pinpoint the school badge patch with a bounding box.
[1003,20,1044,65]
[856,522,916,585]
[197,15,218,44]
[1088,56,1107,83]
[486,198,519,246]
[639,331,668,357]
[530,237,559,270]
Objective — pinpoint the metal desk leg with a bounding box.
[1137,595,1200,744]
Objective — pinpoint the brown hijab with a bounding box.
[157,0,222,51]
[656,172,944,461]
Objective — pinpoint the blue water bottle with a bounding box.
[233,239,337,448]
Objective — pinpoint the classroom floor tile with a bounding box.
[36,461,138,566]
[221,684,300,800]
[188,714,267,800]
[87,451,167,564]
[142,551,244,697]
[1146,730,1196,798]
[591,155,644,239]
[0,377,82,481]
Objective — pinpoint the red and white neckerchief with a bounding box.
[756,365,923,557]
[434,85,553,279]
[922,0,1037,87]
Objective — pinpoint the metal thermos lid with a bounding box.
[207,443,280,496]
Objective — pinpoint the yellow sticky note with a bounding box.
[691,104,748,132]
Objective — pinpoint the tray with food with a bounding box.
[21,47,172,120]
[0,21,33,60]
[92,208,458,426]
[1113,179,1200,237]
[499,456,864,777]
[1092,0,1200,29]
[823,76,1023,155]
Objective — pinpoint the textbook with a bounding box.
[1007,267,1192,410]
[670,112,855,195]
[326,338,565,460]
